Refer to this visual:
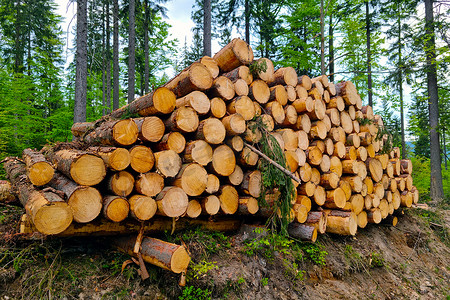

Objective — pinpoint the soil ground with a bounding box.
[0,203,449,300]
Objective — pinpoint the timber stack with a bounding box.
[2,38,419,264]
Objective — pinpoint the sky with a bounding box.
[55,0,196,67]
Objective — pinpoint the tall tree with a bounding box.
[74,0,88,124]
[365,0,373,107]
[106,0,111,113]
[424,0,444,203]
[203,0,212,56]
[128,0,136,103]
[112,0,119,110]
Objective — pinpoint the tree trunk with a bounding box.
[203,0,211,56]
[113,0,120,110]
[424,0,444,203]
[106,0,111,113]
[143,0,150,94]
[366,1,373,107]
[128,0,136,104]
[74,0,87,124]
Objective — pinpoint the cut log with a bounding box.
[307,99,326,120]
[128,194,157,221]
[129,145,154,174]
[238,197,259,215]
[239,147,259,166]
[226,136,244,152]
[222,65,253,85]
[88,147,130,171]
[325,210,357,236]
[313,185,326,206]
[113,235,190,273]
[269,85,288,105]
[292,97,314,113]
[320,172,340,189]
[234,78,249,96]
[211,145,236,176]
[22,148,54,186]
[0,180,16,203]
[210,97,227,118]
[135,172,164,197]
[299,163,312,182]
[164,107,199,133]
[109,87,175,118]
[324,188,346,209]
[346,133,360,148]
[253,57,274,82]
[201,195,220,215]
[340,111,353,134]
[297,75,312,90]
[400,191,413,207]
[154,150,182,177]
[288,223,317,242]
[285,150,299,172]
[185,200,202,218]
[328,96,345,111]
[154,132,186,154]
[340,180,352,201]
[176,91,211,115]
[222,113,246,135]
[240,170,261,198]
[134,116,165,143]
[306,146,323,166]
[219,185,239,214]
[209,76,235,100]
[286,85,296,102]
[79,119,139,146]
[228,165,244,186]
[298,181,316,197]
[164,62,213,98]
[357,211,368,228]
[196,117,226,144]
[319,154,331,172]
[309,120,327,139]
[356,146,368,162]
[400,159,412,174]
[350,194,364,215]
[103,195,130,222]
[296,195,312,211]
[205,174,220,194]
[184,140,213,166]
[367,208,382,224]
[330,156,343,177]
[249,79,270,104]
[296,114,311,133]
[326,108,341,126]
[106,171,135,197]
[268,67,297,87]
[213,38,254,72]
[265,101,285,124]
[156,186,189,217]
[47,172,101,223]
[305,211,327,234]
[200,56,219,78]
[47,149,106,186]
[227,96,256,120]
[333,142,346,159]
[173,163,208,196]
[366,158,383,182]
[336,81,360,106]
[340,176,363,193]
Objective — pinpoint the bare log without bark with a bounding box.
[156,186,188,217]
[134,117,165,143]
[128,194,157,221]
[129,145,154,174]
[213,38,254,72]
[88,147,130,171]
[164,62,213,98]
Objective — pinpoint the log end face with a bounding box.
[105,197,130,222]
[113,119,139,146]
[71,155,106,186]
[129,195,157,221]
[171,246,191,273]
[34,202,73,235]
[28,161,54,186]
[130,146,154,174]
[153,87,176,114]
[109,148,131,171]
[232,38,254,66]
[190,63,213,91]
[68,187,102,223]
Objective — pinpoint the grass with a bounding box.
[409,207,450,247]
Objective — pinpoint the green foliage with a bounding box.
[370,251,385,268]
[249,59,268,77]
[188,260,218,281]
[179,286,212,300]
[412,208,449,246]
[243,228,295,259]
[248,117,295,236]
[300,242,328,266]
[260,277,269,286]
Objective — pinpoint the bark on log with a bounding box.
[201,195,220,215]
[77,119,139,146]
[269,85,288,105]
[288,223,317,242]
[48,172,102,223]
[213,38,254,72]
[268,67,297,87]
[196,117,226,144]
[200,56,219,78]
[209,76,235,100]
[227,96,256,121]
[324,210,357,236]
[222,114,246,135]
[222,65,253,85]
[0,180,16,203]
[47,149,106,186]
[164,62,213,98]
[238,197,259,215]
[305,211,327,234]
[87,147,130,171]
[113,235,191,273]
[4,158,73,234]
[109,87,176,118]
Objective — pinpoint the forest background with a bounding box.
[0,0,449,204]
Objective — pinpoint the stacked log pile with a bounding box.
[2,38,419,255]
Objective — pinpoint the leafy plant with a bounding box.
[260,277,269,286]
[300,242,328,266]
[179,286,211,300]
[249,59,268,77]
[188,260,218,281]
[243,229,295,260]
[369,251,385,268]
